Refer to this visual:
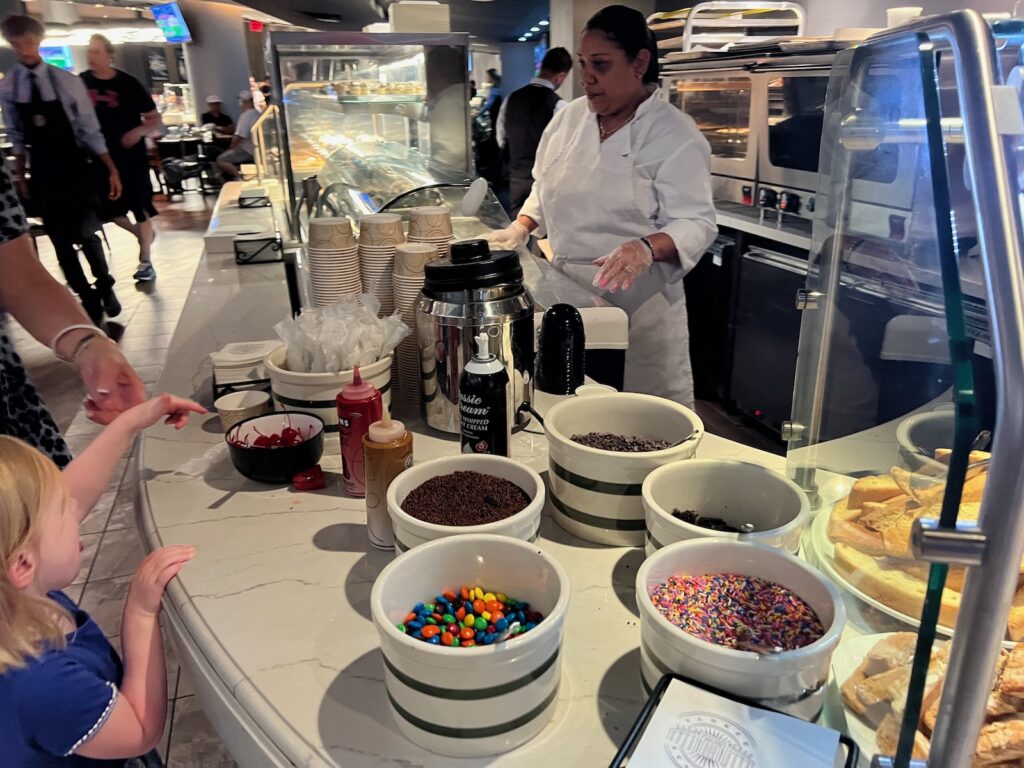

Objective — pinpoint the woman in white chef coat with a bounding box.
[487,5,716,407]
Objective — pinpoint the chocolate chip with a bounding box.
[570,432,673,452]
[671,509,745,533]
[402,471,531,526]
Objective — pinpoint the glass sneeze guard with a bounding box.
[786,10,1024,767]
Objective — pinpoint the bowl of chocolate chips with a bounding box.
[543,393,704,547]
[386,454,545,553]
[642,459,810,556]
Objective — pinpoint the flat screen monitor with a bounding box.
[40,46,74,71]
[151,2,193,44]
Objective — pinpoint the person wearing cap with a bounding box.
[0,14,124,326]
[201,94,234,136]
[215,90,258,181]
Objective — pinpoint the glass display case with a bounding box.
[786,12,1024,766]
[262,31,473,240]
[160,83,196,126]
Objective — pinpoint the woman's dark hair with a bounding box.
[487,68,501,86]
[583,5,659,84]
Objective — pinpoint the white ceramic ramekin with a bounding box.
[386,454,544,553]
[642,459,810,556]
[370,534,570,757]
[636,539,845,720]
[544,393,704,546]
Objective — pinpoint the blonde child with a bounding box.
[0,393,204,766]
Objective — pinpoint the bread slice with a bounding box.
[976,718,1024,765]
[1009,585,1024,643]
[849,474,903,509]
[877,711,930,759]
[832,544,962,628]
[863,632,918,676]
[999,642,1024,696]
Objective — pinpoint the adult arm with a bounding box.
[0,230,145,419]
[121,109,163,149]
[649,133,717,271]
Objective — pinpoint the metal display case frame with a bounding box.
[265,31,472,240]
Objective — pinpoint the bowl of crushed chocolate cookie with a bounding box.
[643,459,809,556]
[386,454,545,553]
[543,393,704,547]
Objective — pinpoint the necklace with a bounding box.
[598,107,638,141]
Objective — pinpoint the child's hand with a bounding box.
[125,545,195,619]
[119,393,206,433]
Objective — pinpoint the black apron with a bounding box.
[15,67,101,230]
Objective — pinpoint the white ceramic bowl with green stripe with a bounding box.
[636,540,845,720]
[544,393,704,546]
[264,346,392,434]
[370,534,570,757]
[386,454,544,553]
[642,459,810,556]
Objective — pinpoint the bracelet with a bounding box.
[51,324,101,362]
[70,333,106,365]
[639,237,657,268]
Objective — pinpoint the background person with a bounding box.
[215,91,258,181]
[200,94,234,135]
[497,47,573,213]
[487,5,716,407]
[81,34,163,283]
[0,15,123,326]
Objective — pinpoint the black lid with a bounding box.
[423,239,524,293]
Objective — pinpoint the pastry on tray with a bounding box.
[824,452,1024,641]
[843,633,1024,765]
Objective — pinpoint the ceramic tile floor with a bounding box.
[8,192,238,768]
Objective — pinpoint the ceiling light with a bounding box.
[523,32,533,38]
[539,20,549,26]
[518,36,526,41]
[530,26,539,32]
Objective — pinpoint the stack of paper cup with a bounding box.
[306,217,359,307]
[393,243,436,403]
[358,213,405,316]
[406,205,454,260]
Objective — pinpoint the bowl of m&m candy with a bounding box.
[636,539,845,721]
[370,534,570,757]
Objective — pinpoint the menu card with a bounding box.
[627,679,842,768]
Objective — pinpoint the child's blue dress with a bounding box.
[0,590,124,766]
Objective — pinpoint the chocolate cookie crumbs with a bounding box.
[402,471,531,526]
[672,509,743,533]
[570,432,672,452]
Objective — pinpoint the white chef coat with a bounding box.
[520,87,717,406]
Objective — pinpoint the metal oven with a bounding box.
[663,70,760,206]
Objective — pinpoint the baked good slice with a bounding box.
[832,543,962,628]
[848,474,903,509]
[877,710,930,759]
[976,718,1024,765]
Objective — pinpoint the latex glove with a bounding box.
[484,220,530,251]
[77,337,147,424]
[592,239,653,293]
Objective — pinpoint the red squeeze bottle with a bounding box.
[337,366,383,497]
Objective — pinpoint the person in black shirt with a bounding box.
[497,47,573,213]
[82,34,163,282]
[201,95,235,136]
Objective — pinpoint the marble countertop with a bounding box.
[138,230,819,765]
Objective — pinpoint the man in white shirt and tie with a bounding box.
[0,14,124,325]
